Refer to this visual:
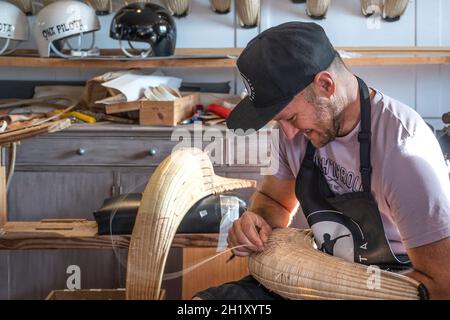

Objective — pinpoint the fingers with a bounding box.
[227,228,249,256]
[240,215,264,249]
[227,211,272,256]
[255,215,272,243]
[234,217,261,251]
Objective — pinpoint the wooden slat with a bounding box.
[345,56,450,66]
[0,148,5,227]
[0,221,220,250]
[0,119,71,146]
[338,46,450,53]
[1,48,450,69]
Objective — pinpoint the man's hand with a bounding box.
[227,211,272,256]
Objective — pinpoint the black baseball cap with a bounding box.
[227,22,337,133]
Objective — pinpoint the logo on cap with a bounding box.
[240,72,255,102]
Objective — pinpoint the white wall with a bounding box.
[1,0,449,129]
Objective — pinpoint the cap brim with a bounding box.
[226,95,293,134]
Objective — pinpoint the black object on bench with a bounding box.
[93,192,248,235]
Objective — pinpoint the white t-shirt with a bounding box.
[274,89,450,254]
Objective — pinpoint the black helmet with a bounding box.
[110,2,176,58]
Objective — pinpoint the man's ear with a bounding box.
[312,71,335,98]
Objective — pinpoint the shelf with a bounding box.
[1,47,450,69]
[0,48,241,69]
[339,46,450,66]
[0,220,220,250]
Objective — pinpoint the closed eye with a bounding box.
[287,115,296,122]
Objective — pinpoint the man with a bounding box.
[195,22,450,300]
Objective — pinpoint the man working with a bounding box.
[195,22,450,300]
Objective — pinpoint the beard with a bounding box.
[310,96,345,148]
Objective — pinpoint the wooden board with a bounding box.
[182,248,249,300]
[8,249,119,300]
[0,220,221,250]
[46,288,126,300]
[0,48,449,69]
[0,119,71,146]
[45,288,166,300]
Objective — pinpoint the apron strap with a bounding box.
[305,139,316,161]
[303,76,373,193]
[356,76,372,193]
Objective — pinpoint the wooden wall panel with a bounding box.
[0,251,9,300]
[7,171,113,221]
[182,248,249,300]
[8,250,118,300]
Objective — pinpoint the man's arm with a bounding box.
[248,175,299,228]
[405,237,450,299]
[380,125,450,298]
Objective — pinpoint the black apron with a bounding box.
[295,77,411,270]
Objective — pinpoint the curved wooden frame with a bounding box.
[126,148,256,299]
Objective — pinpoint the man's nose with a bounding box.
[279,121,299,140]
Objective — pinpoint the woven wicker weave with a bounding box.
[42,0,58,6]
[210,0,231,14]
[382,0,408,21]
[249,228,422,300]
[85,0,112,15]
[8,0,33,15]
[236,0,260,28]
[360,0,381,16]
[306,0,331,19]
[163,0,191,17]
[126,148,256,299]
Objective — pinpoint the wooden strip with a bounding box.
[46,289,126,300]
[344,56,450,66]
[0,56,237,69]
[10,47,450,56]
[0,147,6,227]
[11,48,243,57]
[105,101,142,114]
[0,221,221,250]
[1,48,450,69]
[41,218,87,223]
[0,119,71,145]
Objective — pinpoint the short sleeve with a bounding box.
[271,125,296,180]
[382,129,450,249]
